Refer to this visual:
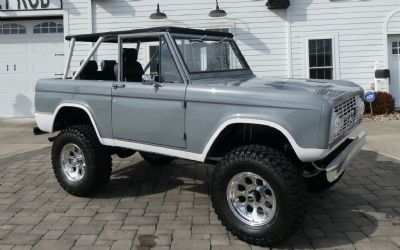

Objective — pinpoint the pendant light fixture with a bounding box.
[209,0,227,18]
[150,3,167,20]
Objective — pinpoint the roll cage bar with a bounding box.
[63,27,252,81]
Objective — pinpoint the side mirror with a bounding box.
[154,82,164,88]
[143,75,164,88]
[142,75,155,85]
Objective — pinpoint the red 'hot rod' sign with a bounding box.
[0,0,62,11]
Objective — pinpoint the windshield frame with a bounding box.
[171,33,253,78]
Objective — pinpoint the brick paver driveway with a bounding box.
[0,148,399,250]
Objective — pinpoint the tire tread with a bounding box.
[51,125,112,197]
[211,145,306,246]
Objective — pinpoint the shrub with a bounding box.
[364,92,395,115]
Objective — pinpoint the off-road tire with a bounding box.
[140,152,174,166]
[211,145,306,247]
[304,171,344,193]
[51,125,112,197]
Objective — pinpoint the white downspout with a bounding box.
[286,7,293,78]
[88,0,93,34]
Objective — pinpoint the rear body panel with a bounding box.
[35,79,113,138]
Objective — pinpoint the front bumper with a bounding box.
[318,131,366,183]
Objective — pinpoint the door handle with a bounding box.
[14,64,16,71]
[113,83,126,89]
[6,65,9,71]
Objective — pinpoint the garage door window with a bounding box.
[0,23,26,35]
[33,22,64,34]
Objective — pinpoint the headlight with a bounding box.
[330,112,344,142]
[332,114,343,137]
[355,96,365,120]
[334,115,344,135]
[330,95,364,143]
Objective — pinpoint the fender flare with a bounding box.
[35,103,105,144]
[200,118,322,162]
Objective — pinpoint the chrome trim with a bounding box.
[226,172,277,226]
[333,96,358,139]
[326,131,366,183]
[319,123,363,160]
[60,143,86,182]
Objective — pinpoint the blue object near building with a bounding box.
[364,91,376,103]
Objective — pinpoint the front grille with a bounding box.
[333,96,357,138]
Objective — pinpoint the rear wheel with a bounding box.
[140,152,174,166]
[51,125,112,197]
[211,145,306,246]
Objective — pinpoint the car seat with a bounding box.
[123,48,144,82]
[79,60,99,80]
[101,60,117,81]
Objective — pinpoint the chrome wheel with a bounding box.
[227,172,277,226]
[60,143,86,182]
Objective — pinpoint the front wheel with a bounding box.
[51,125,112,197]
[211,145,306,247]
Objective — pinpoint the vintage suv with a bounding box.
[34,27,366,246]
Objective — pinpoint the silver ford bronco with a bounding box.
[33,27,366,246]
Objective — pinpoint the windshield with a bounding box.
[173,36,248,73]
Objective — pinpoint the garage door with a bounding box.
[0,20,64,117]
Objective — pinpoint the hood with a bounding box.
[189,76,363,110]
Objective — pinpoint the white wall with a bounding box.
[63,0,400,90]
[290,0,400,89]
[388,12,400,35]
[63,0,92,71]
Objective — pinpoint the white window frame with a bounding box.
[303,34,340,80]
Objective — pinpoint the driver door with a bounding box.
[111,34,187,149]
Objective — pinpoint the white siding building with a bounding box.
[1,0,400,117]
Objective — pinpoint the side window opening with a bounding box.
[72,42,118,81]
[121,41,146,82]
[121,36,182,84]
[160,36,183,83]
[148,45,160,75]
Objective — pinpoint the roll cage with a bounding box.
[63,26,253,82]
